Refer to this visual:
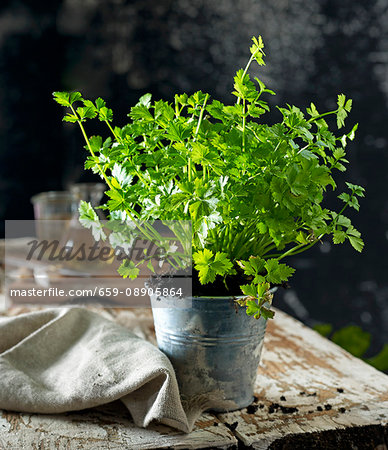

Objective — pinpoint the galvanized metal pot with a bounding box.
[151,296,267,412]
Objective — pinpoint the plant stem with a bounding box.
[174,95,179,118]
[307,109,338,123]
[265,236,324,260]
[70,105,114,192]
[105,120,120,142]
[236,54,255,107]
[188,157,192,182]
[194,94,209,139]
[242,99,246,151]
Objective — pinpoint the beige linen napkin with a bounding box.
[0,308,203,432]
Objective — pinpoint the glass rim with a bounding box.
[30,191,73,204]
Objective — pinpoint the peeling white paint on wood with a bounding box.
[0,404,236,449]
[218,309,388,448]
[0,307,387,449]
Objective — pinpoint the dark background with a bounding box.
[0,0,387,354]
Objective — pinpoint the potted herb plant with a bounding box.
[54,36,364,411]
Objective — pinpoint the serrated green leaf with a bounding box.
[264,259,295,284]
[246,299,259,316]
[78,200,106,241]
[53,91,71,107]
[250,36,265,65]
[346,182,365,197]
[337,94,346,108]
[193,249,233,284]
[307,102,319,118]
[89,135,102,153]
[118,260,140,279]
[344,99,352,112]
[348,235,364,252]
[259,307,275,320]
[95,97,106,110]
[240,284,258,297]
[139,93,152,107]
[99,106,114,122]
[333,230,347,244]
[70,92,83,104]
[63,114,78,123]
[106,189,125,210]
[338,192,350,203]
[112,163,133,187]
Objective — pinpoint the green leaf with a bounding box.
[89,135,102,153]
[110,177,121,189]
[338,192,350,203]
[191,142,209,164]
[333,230,347,244]
[212,251,233,273]
[53,91,83,107]
[306,102,319,118]
[70,92,83,104]
[147,260,155,273]
[348,196,360,211]
[348,123,358,141]
[247,104,265,118]
[139,93,152,107]
[348,234,364,252]
[79,106,97,120]
[336,214,351,227]
[260,307,275,320]
[232,70,258,102]
[237,256,265,277]
[53,91,71,107]
[299,149,318,161]
[78,200,106,241]
[193,249,215,284]
[337,94,346,109]
[165,122,191,142]
[95,97,106,110]
[240,284,258,297]
[344,98,352,112]
[250,36,265,65]
[99,106,114,122]
[346,182,365,197]
[246,299,260,316]
[112,163,133,187]
[193,249,233,284]
[129,104,154,122]
[264,259,295,284]
[106,189,125,210]
[63,114,78,123]
[336,94,350,129]
[118,260,140,279]
[333,148,346,160]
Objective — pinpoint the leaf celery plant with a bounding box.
[53,36,364,320]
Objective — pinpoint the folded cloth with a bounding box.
[0,308,203,432]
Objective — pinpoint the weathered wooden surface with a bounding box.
[0,404,236,450]
[0,307,387,449]
[220,311,388,449]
